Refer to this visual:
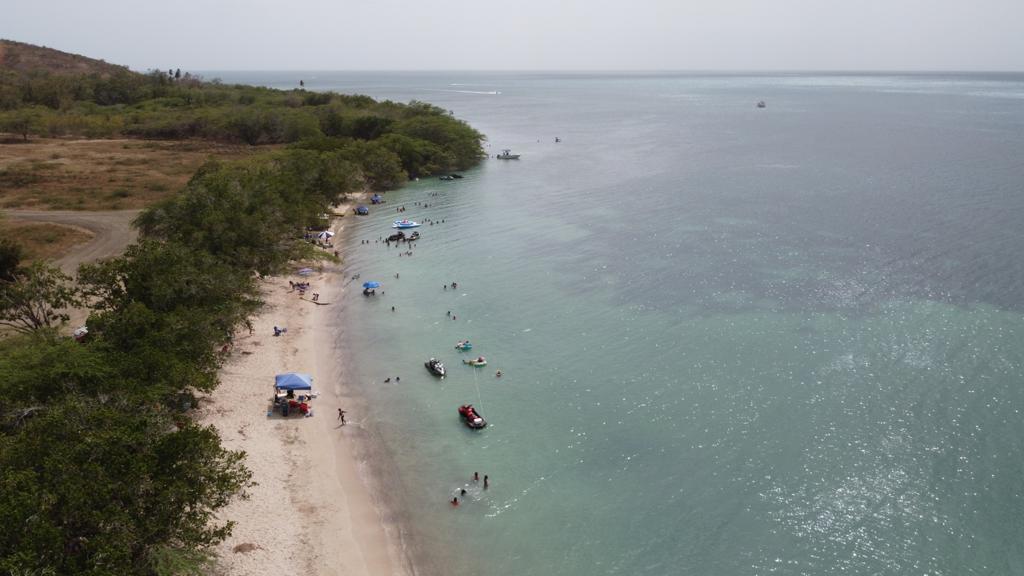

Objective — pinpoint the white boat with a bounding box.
[393,219,421,229]
[496,149,520,160]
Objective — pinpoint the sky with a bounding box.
[2,0,1023,72]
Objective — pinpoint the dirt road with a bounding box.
[4,209,141,273]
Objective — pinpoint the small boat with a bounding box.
[450,173,464,179]
[407,231,420,241]
[463,356,487,367]
[393,219,421,229]
[355,205,369,215]
[756,100,766,109]
[496,149,520,160]
[425,358,446,378]
[455,340,473,351]
[439,175,454,181]
[386,231,405,242]
[458,404,487,429]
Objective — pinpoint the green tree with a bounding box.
[0,107,43,140]
[0,237,23,282]
[0,395,251,575]
[0,261,79,334]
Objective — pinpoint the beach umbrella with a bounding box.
[362,281,381,289]
[274,372,313,390]
[316,230,335,240]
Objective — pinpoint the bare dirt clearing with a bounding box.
[3,209,140,273]
[0,138,265,211]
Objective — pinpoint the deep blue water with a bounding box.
[216,71,1024,576]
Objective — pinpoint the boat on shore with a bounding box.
[463,356,487,367]
[458,404,487,429]
[393,219,421,229]
[425,358,446,378]
[496,149,520,160]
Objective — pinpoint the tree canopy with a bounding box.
[0,149,367,575]
[0,68,486,182]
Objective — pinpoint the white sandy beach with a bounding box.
[201,210,409,576]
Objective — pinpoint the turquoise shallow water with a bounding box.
[218,72,1024,575]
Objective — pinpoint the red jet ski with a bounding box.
[458,404,487,429]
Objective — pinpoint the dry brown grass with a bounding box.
[0,138,268,211]
[0,219,93,261]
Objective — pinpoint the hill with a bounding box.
[0,38,131,78]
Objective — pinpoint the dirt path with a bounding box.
[4,209,141,274]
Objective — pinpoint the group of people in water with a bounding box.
[451,472,490,506]
[348,191,505,508]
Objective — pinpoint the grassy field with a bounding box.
[0,137,268,211]
[0,219,93,261]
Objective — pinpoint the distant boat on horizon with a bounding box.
[757,100,766,108]
[496,149,520,160]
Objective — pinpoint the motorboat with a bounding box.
[393,219,421,229]
[496,149,520,160]
[355,205,369,215]
[757,101,766,109]
[463,356,487,367]
[439,175,454,181]
[450,173,464,179]
[458,404,487,429]
[387,230,419,243]
[455,340,473,351]
[425,358,446,378]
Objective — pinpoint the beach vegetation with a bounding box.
[0,67,485,178]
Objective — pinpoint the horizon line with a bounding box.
[179,68,1024,77]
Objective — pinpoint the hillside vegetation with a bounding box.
[0,39,485,188]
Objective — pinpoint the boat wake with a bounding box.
[427,88,501,95]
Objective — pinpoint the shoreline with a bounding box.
[201,199,415,576]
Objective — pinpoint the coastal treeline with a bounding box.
[0,66,484,187]
[0,147,366,573]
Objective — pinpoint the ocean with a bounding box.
[213,71,1024,576]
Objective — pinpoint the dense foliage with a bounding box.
[0,147,364,574]
[0,68,485,186]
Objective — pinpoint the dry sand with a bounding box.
[202,207,409,576]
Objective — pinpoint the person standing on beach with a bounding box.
[337,409,347,424]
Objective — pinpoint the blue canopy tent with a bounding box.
[362,281,381,289]
[274,372,313,390]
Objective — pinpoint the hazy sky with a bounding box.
[3,0,1022,71]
